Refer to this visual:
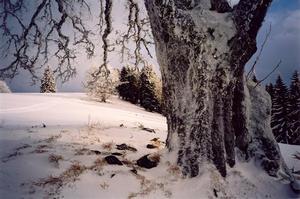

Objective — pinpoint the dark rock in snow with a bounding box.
[141,127,156,133]
[213,188,218,198]
[136,154,159,169]
[111,173,116,178]
[130,169,138,175]
[116,143,137,152]
[111,152,123,156]
[91,150,101,155]
[150,138,159,142]
[261,158,279,177]
[42,123,46,128]
[104,155,123,165]
[146,144,157,149]
[119,124,124,127]
[291,180,300,193]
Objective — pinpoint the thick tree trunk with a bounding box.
[145,0,291,179]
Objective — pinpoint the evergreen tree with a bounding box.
[126,68,140,104]
[271,75,290,143]
[288,71,300,144]
[117,66,130,100]
[266,83,275,100]
[40,66,56,93]
[139,66,161,112]
[266,83,275,102]
[116,66,139,104]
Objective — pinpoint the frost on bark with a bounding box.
[145,0,289,178]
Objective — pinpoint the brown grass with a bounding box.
[74,148,92,155]
[102,142,114,151]
[44,134,62,143]
[167,165,181,176]
[48,154,63,167]
[62,162,86,180]
[122,158,134,167]
[100,182,109,189]
[34,162,86,192]
[89,158,106,172]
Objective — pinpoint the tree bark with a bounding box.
[145,0,289,178]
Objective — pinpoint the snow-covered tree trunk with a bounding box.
[145,0,289,178]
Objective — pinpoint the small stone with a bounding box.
[111,152,123,156]
[146,144,157,149]
[151,138,159,142]
[116,143,137,152]
[213,188,218,198]
[130,169,138,175]
[141,127,156,133]
[104,155,123,165]
[291,180,300,193]
[92,150,101,155]
[137,154,158,169]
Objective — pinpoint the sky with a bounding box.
[2,0,300,92]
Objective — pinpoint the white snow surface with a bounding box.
[0,93,299,199]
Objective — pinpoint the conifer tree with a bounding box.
[40,66,56,93]
[288,70,300,144]
[117,66,130,100]
[126,68,140,104]
[139,66,161,112]
[117,66,139,104]
[266,83,275,100]
[271,75,290,143]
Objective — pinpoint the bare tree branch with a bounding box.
[246,23,272,80]
[0,0,95,82]
[116,0,153,69]
[255,60,282,87]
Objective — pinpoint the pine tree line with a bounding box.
[117,65,162,113]
[266,70,300,145]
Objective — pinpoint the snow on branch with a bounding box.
[116,0,153,69]
[0,0,95,82]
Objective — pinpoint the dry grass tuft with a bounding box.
[89,158,106,171]
[74,148,91,155]
[100,182,109,189]
[35,175,63,187]
[33,161,87,197]
[62,162,86,180]
[167,164,181,176]
[102,142,114,151]
[122,158,134,166]
[48,154,63,167]
[129,174,171,199]
[44,134,62,143]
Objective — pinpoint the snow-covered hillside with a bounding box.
[0,93,299,198]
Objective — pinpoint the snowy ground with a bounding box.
[0,93,299,199]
